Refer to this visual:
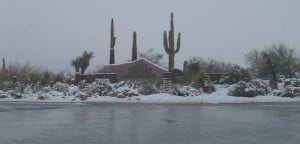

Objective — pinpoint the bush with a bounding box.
[109,87,139,98]
[228,79,270,97]
[172,85,201,96]
[220,66,251,84]
[137,80,159,95]
[280,79,300,97]
[86,79,113,96]
[52,82,68,92]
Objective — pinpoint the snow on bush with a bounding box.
[0,90,9,99]
[136,80,159,95]
[109,87,139,98]
[85,79,113,96]
[52,82,68,92]
[228,79,270,97]
[172,85,201,96]
[278,79,300,97]
[67,85,80,96]
[219,66,251,84]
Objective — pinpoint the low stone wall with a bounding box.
[75,73,117,84]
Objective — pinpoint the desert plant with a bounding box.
[163,13,181,72]
[219,66,251,84]
[110,18,116,64]
[80,51,94,74]
[183,58,205,85]
[71,51,94,74]
[2,58,5,72]
[132,31,137,61]
[137,80,159,95]
[228,79,270,97]
[71,57,82,73]
[262,52,278,89]
[246,44,300,79]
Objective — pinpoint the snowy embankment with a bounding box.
[1,85,300,104]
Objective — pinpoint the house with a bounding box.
[102,58,168,82]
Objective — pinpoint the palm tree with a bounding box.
[80,51,94,74]
[71,57,82,74]
[71,51,94,74]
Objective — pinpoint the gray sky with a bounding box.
[1,0,300,73]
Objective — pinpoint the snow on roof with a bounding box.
[105,58,168,71]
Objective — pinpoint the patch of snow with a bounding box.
[1,83,300,104]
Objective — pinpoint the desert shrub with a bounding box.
[86,79,113,96]
[280,87,300,97]
[280,79,300,97]
[109,87,139,98]
[137,80,159,95]
[66,85,80,96]
[52,82,68,92]
[228,79,270,97]
[172,85,201,96]
[220,66,251,84]
[0,81,6,90]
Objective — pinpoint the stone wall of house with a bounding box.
[103,59,168,81]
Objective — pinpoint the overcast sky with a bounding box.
[1,0,300,73]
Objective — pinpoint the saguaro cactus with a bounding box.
[132,31,137,61]
[109,19,116,64]
[163,13,181,72]
[2,58,5,71]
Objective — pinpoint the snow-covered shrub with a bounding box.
[85,79,113,96]
[23,86,34,96]
[172,85,201,96]
[281,87,299,97]
[137,80,159,95]
[219,66,251,84]
[42,86,52,93]
[45,91,64,97]
[228,79,270,97]
[109,87,139,98]
[52,82,68,92]
[0,81,5,90]
[75,91,88,101]
[77,80,87,89]
[0,90,9,99]
[1,81,18,91]
[66,85,80,96]
[280,79,300,97]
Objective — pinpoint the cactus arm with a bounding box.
[175,33,181,53]
[163,31,170,54]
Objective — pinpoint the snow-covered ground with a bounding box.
[1,85,300,104]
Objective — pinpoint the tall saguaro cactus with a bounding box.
[163,13,181,72]
[109,19,116,64]
[132,31,137,61]
[2,58,5,71]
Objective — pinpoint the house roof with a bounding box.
[105,58,168,71]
